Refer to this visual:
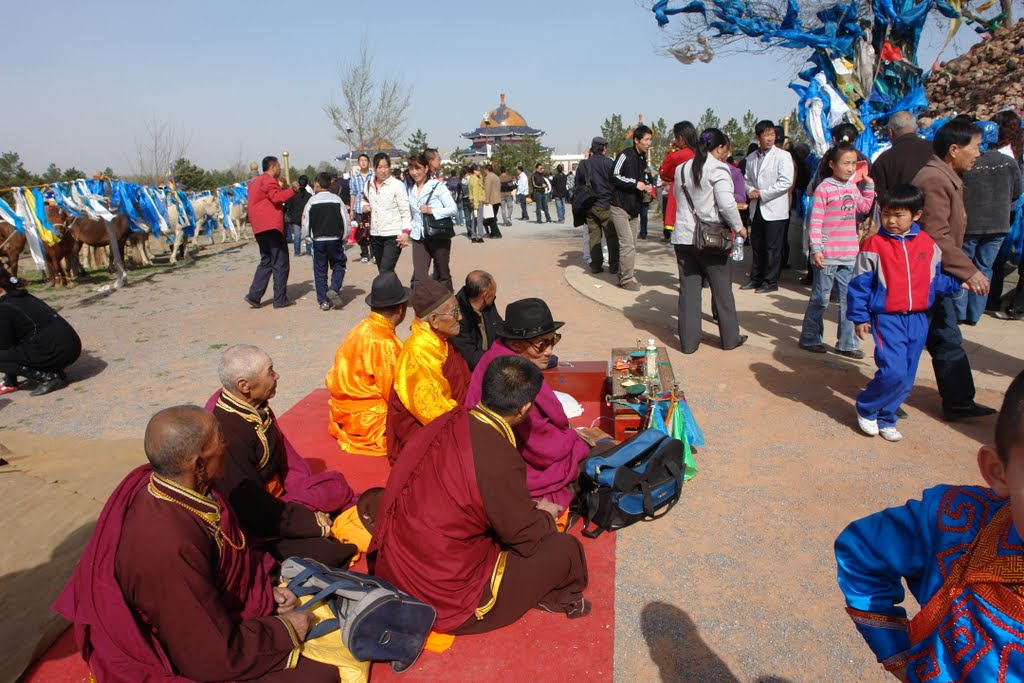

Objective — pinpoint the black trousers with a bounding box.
[311,239,347,304]
[248,230,290,306]
[926,294,976,409]
[749,207,788,287]
[0,320,82,380]
[411,237,452,290]
[370,235,402,274]
[675,245,741,353]
[485,204,502,237]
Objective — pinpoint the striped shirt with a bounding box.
[808,177,875,265]
[349,170,374,216]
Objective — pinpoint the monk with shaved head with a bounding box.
[56,405,341,682]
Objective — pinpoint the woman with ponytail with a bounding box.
[672,128,748,353]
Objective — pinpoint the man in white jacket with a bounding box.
[742,120,794,293]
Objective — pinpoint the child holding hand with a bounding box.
[846,185,966,441]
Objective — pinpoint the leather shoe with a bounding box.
[590,267,604,274]
[755,284,778,293]
[723,335,748,351]
[273,300,296,309]
[834,349,866,359]
[799,343,827,354]
[243,295,261,308]
[943,402,997,422]
[739,281,760,290]
[608,266,619,275]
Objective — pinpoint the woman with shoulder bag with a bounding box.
[673,128,748,354]
[361,152,411,273]
[407,152,458,290]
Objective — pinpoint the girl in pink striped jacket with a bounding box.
[798,143,875,358]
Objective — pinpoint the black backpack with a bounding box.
[575,429,685,538]
[570,160,597,227]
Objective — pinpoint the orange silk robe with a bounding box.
[326,312,402,456]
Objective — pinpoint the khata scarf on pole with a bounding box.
[51,183,84,218]
[27,189,59,246]
[11,190,47,270]
[109,181,147,233]
[217,187,234,231]
[72,180,114,221]
[0,196,24,233]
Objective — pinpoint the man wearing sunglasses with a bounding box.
[387,279,471,462]
[465,298,591,516]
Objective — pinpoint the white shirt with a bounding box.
[516,172,530,195]
[362,175,411,237]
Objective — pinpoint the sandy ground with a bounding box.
[1,214,1018,682]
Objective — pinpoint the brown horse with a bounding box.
[41,205,79,287]
[0,221,27,281]
[49,207,131,288]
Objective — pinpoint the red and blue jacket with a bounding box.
[847,224,962,324]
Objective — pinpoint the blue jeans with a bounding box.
[285,223,310,256]
[956,234,1005,323]
[518,194,529,219]
[799,263,858,351]
[454,200,464,226]
[534,192,551,222]
[554,197,566,223]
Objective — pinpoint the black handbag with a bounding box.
[570,160,597,228]
[421,183,456,239]
[680,178,734,254]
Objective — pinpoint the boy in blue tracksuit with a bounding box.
[846,185,966,442]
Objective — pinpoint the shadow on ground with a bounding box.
[641,602,792,683]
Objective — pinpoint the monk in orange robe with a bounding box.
[386,279,471,462]
[326,272,410,456]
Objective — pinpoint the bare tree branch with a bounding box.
[325,38,413,152]
[129,115,192,185]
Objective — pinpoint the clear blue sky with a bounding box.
[6,0,979,174]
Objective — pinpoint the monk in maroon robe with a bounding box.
[54,405,338,682]
[212,344,356,567]
[372,356,589,634]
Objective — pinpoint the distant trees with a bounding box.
[405,129,430,157]
[489,138,551,175]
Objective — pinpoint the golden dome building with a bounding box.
[460,93,545,160]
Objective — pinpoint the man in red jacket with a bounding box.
[245,156,299,309]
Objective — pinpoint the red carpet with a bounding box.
[20,389,615,683]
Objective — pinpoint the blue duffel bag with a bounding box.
[280,557,436,673]
[576,429,685,539]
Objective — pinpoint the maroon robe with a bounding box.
[372,408,587,633]
[209,389,356,567]
[53,465,337,682]
[384,342,471,463]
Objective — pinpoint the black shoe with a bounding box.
[319,301,333,311]
[739,281,760,290]
[273,300,296,309]
[799,343,827,354]
[895,406,908,420]
[800,275,813,285]
[638,234,648,240]
[755,284,778,294]
[25,369,66,396]
[590,267,604,274]
[326,290,342,309]
[835,349,866,359]
[609,266,619,275]
[243,295,261,308]
[723,335,748,351]
[943,402,997,422]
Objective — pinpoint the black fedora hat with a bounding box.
[497,298,564,340]
[364,271,411,308]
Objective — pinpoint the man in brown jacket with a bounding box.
[483,164,502,238]
[872,111,935,199]
[912,119,995,421]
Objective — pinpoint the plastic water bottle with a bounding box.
[731,235,745,261]
[645,339,658,380]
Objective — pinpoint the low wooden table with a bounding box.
[608,346,678,441]
[542,361,609,430]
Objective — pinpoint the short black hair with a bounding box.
[831,123,859,144]
[755,120,776,136]
[315,171,331,189]
[672,120,697,146]
[878,184,925,213]
[298,174,309,186]
[373,152,391,169]
[933,119,982,158]
[517,165,525,172]
[996,369,1024,464]
[480,356,543,417]
[633,124,653,141]
[261,156,278,172]
[358,153,370,161]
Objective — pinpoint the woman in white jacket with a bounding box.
[672,128,748,353]
[407,153,458,290]
[361,153,411,274]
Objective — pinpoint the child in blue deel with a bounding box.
[846,184,967,442]
[835,369,1024,681]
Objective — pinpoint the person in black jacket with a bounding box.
[283,175,312,257]
[577,138,617,273]
[551,165,568,223]
[302,173,349,311]
[451,270,503,369]
[0,266,81,396]
[610,125,654,291]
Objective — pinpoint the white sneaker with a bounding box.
[857,414,879,436]
[879,427,903,442]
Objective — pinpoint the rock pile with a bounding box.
[925,19,1024,119]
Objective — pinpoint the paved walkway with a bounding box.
[565,235,1022,394]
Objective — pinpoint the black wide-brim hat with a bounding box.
[364,271,411,308]
[497,298,565,340]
